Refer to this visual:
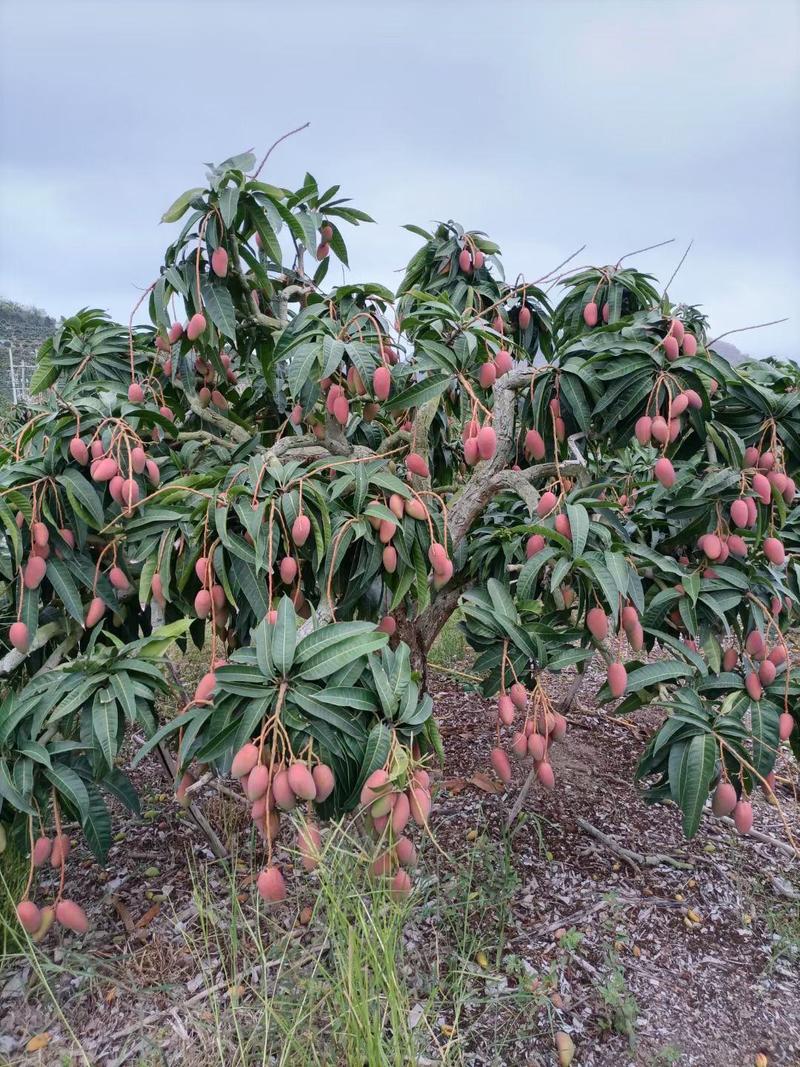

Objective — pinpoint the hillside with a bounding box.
[0,299,56,402]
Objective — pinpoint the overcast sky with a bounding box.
[1,0,798,358]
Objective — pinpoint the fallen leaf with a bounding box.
[476,950,489,969]
[468,773,503,794]
[25,1033,51,1053]
[111,895,136,936]
[136,903,161,928]
[441,777,467,794]
[555,1031,575,1066]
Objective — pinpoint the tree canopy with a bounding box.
[1,144,798,928]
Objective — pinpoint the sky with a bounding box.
[0,0,798,358]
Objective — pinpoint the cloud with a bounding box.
[1,0,797,357]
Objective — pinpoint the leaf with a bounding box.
[101,767,140,813]
[25,1034,51,1053]
[44,763,90,820]
[250,207,283,263]
[15,741,52,768]
[162,187,204,223]
[486,578,518,621]
[288,692,367,740]
[218,150,256,173]
[565,503,589,558]
[218,186,240,227]
[751,702,779,778]
[349,722,391,806]
[92,690,119,768]
[132,707,201,767]
[230,556,270,618]
[57,469,105,528]
[286,342,321,398]
[29,355,59,393]
[517,548,558,599]
[45,558,84,623]
[82,784,112,861]
[271,596,297,675]
[297,631,388,682]
[674,732,716,838]
[200,278,237,340]
[296,621,382,664]
[0,757,35,814]
[385,374,451,412]
[625,660,696,690]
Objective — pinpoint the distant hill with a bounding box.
[712,340,749,365]
[0,299,56,402]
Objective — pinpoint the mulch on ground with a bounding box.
[1,655,798,1066]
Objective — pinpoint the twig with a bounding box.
[661,239,693,298]
[615,237,675,267]
[184,770,213,796]
[576,817,693,870]
[428,662,483,683]
[707,317,789,349]
[559,659,594,713]
[715,815,797,857]
[505,763,539,828]
[154,738,228,860]
[252,122,311,179]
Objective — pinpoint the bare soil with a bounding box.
[1,656,798,1066]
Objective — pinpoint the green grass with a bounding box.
[173,816,427,1066]
[1,804,596,1065]
[0,834,28,959]
[428,611,469,670]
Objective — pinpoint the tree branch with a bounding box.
[187,398,251,444]
[417,579,474,651]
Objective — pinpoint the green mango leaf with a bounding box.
[271,596,297,675]
[162,186,205,223]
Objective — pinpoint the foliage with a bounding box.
[0,141,797,923]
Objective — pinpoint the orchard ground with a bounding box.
[1,629,798,1067]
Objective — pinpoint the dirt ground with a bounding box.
[1,655,798,1066]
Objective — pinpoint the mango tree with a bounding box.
[1,142,798,937]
